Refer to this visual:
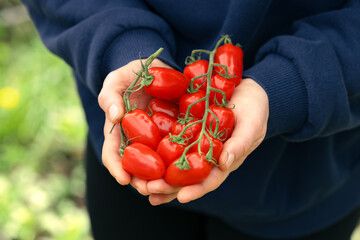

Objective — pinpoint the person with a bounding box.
[21,0,360,239]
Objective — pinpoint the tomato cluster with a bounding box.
[118,35,243,187]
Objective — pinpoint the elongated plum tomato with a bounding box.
[206,104,235,141]
[214,43,243,86]
[190,131,223,162]
[164,152,212,187]
[209,74,235,105]
[122,143,165,180]
[183,60,209,92]
[145,67,190,100]
[121,109,161,150]
[156,135,186,167]
[151,112,176,138]
[179,90,206,119]
[146,98,179,119]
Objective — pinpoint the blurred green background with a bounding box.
[0,0,91,239]
[0,1,359,240]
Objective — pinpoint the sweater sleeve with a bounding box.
[243,0,360,141]
[21,0,178,96]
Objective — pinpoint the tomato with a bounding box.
[214,43,243,86]
[183,60,209,92]
[151,112,176,138]
[171,119,202,144]
[145,67,190,100]
[190,131,223,161]
[146,98,179,119]
[121,143,165,180]
[164,152,212,187]
[121,109,161,150]
[156,135,186,167]
[206,104,235,140]
[179,90,206,119]
[209,74,235,105]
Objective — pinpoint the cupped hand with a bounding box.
[145,78,269,205]
[98,59,171,187]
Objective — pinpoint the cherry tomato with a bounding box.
[121,109,161,150]
[209,74,235,105]
[206,104,235,141]
[214,43,243,86]
[171,119,202,144]
[164,152,212,187]
[183,59,209,92]
[121,143,165,180]
[151,112,176,138]
[145,67,190,100]
[190,131,223,161]
[179,90,206,119]
[156,135,186,167]
[146,98,179,119]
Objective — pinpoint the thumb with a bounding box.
[98,69,130,123]
[218,118,265,172]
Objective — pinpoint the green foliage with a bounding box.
[0,5,91,240]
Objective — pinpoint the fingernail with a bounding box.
[226,153,234,169]
[109,104,118,122]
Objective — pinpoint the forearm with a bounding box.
[244,0,360,141]
[22,0,177,95]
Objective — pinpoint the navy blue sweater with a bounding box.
[22,0,360,238]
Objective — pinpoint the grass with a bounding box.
[0,5,91,240]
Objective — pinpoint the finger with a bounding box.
[176,167,230,203]
[148,192,178,206]
[146,179,181,194]
[98,69,132,123]
[102,118,131,185]
[131,176,150,196]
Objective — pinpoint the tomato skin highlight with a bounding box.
[121,109,162,150]
[146,98,179,119]
[122,143,165,180]
[164,152,212,187]
[179,90,206,119]
[170,119,202,144]
[145,67,190,100]
[151,112,176,138]
[183,60,209,92]
[214,43,243,86]
[206,104,235,141]
[209,74,235,105]
[156,135,186,168]
[190,132,223,162]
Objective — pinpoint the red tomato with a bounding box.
[156,135,186,167]
[183,60,209,92]
[145,67,190,100]
[122,143,165,180]
[146,98,179,119]
[164,152,212,187]
[214,43,243,86]
[151,112,176,138]
[171,119,202,144]
[121,109,161,150]
[179,90,206,119]
[190,132,223,161]
[209,74,235,105]
[206,104,235,141]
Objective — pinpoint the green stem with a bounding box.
[174,35,230,168]
[123,48,163,112]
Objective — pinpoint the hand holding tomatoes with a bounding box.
[98,57,172,186]
[99,35,269,206]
